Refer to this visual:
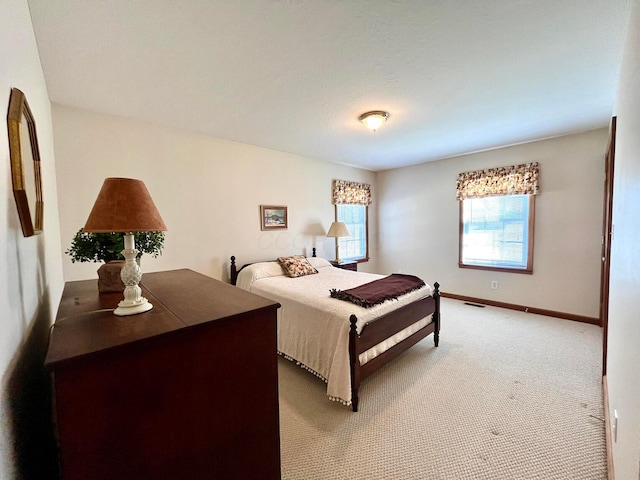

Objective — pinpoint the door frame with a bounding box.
[600,116,616,376]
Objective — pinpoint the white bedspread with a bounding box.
[236,257,432,406]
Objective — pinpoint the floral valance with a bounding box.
[332,179,372,205]
[456,162,540,200]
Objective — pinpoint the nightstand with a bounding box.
[331,260,358,271]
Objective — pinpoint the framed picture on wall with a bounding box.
[260,205,288,230]
[7,88,44,237]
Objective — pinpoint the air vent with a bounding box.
[464,302,486,308]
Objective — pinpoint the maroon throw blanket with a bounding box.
[330,274,426,308]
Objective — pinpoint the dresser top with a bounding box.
[45,269,280,368]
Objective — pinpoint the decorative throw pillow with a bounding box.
[277,255,318,278]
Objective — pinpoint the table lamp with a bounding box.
[326,221,351,264]
[83,178,167,316]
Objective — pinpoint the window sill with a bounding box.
[458,263,532,275]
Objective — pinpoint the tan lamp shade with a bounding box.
[84,178,167,233]
[326,221,350,238]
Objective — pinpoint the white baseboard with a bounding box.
[603,375,614,480]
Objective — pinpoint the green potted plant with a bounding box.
[66,229,165,292]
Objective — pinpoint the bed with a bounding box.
[230,251,440,412]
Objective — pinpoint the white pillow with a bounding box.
[307,257,332,269]
[236,261,285,290]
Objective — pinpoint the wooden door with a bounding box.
[600,116,616,376]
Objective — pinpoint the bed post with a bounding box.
[312,247,316,257]
[348,314,360,412]
[433,281,440,347]
[230,256,237,285]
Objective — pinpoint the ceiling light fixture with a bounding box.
[358,110,389,131]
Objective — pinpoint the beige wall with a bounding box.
[54,102,606,320]
[52,105,379,283]
[0,0,64,477]
[607,2,640,478]
[376,129,608,318]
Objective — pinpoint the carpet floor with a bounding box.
[278,298,606,480]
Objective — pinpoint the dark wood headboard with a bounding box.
[230,248,316,285]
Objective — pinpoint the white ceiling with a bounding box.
[27,0,629,171]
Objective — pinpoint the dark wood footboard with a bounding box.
[348,282,440,412]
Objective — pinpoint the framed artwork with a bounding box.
[7,88,44,237]
[260,205,288,230]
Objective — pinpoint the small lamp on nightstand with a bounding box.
[83,178,167,316]
[326,221,351,264]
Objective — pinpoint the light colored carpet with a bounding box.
[278,298,606,480]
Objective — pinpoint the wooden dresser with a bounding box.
[45,269,281,480]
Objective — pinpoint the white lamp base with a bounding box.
[113,233,153,317]
[114,299,153,316]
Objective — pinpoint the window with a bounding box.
[332,179,371,263]
[336,204,368,262]
[459,194,534,273]
[457,162,539,273]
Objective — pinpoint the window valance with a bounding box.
[456,162,540,200]
[332,180,372,205]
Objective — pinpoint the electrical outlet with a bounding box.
[613,409,618,442]
[491,280,499,290]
